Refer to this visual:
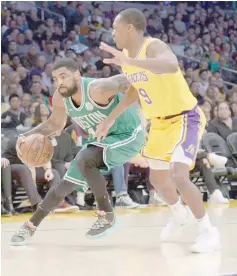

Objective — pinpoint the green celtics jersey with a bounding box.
[63,77,141,139]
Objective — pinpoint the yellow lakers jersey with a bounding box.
[121,37,197,118]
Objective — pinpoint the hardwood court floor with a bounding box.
[2,202,237,276]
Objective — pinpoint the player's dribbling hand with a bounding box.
[99,42,129,66]
[44,169,54,182]
[16,135,26,161]
[94,118,115,142]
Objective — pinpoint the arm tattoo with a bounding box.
[93,74,130,95]
[24,120,62,138]
[109,74,130,91]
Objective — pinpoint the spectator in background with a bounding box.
[71,3,86,27]
[10,54,21,70]
[230,102,237,118]
[30,72,50,96]
[199,69,210,95]
[207,102,237,141]
[24,29,40,51]
[82,49,94,70]
[32,55,46,74]
[21,93,32,117]
[42,40,55,63]
[32,103,50,127]
[16,33,29,56]
[2,53,10,65]
[101,65,112,78]
[21,45,38,69]
[65,48,77,61]
[205,86,221,106]
[26,8,40,31]
[17,66,30,93]
[174,13,186,35]
[83,64,98,78]
[30,81,50,106]
[50,1,65,17]
[6,41,18,59]
[200,100,213,123]
[86,29,98,48]
[97,18,113,44]
[1,94,27,129]
[65,1,77,18]
[42,63,53,95]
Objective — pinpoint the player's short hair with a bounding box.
[52,58,78,72]
[118,8,146,32]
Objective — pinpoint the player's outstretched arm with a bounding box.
[100,41,178,74]
[94,86,139,141]
[22,91,67,138]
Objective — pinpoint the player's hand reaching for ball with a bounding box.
[16,135,26,161]
[44,168,54,182]
[99,42,129,66]
[94,118,115,142]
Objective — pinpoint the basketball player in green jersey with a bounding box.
[11,58,144,245]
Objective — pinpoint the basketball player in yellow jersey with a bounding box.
[95,8,220,253]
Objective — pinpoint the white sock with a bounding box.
[169,198,188,221]
[77,191,85,206]
[197,213,212,232]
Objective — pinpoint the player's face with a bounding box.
[52,67,78,98]
[112,16,130,49]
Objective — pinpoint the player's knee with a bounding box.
[170,164,189,188]
[76,151,97,175]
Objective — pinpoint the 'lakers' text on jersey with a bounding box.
[121,37,197,118]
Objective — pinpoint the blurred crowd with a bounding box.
[1,1,237,215]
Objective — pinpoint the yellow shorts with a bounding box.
[142,106,206,169]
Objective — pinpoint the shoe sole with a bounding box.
[11,240,28,246]
[190,244,221,253]
[86,220,120,239]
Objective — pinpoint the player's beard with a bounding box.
[59,85,78,98]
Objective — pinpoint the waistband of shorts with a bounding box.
[157,105,197,120]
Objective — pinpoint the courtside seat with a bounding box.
[202,133,232,157]
[212,167,228,177]
[227,133,237,161]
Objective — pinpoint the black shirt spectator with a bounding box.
[1,94,27,129]
[207,102,237,141]
[71,3,85,27]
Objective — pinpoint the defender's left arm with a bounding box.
[89,74,132,104]
[127,40,179,74]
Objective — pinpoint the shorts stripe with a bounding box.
[64,174,87,187]
[110,125,141,149]
[168,114,188,155]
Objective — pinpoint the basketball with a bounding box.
[19,134,54,167]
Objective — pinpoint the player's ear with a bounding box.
[74,70,81,81]
[127,24,133,33]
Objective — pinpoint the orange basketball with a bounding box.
[19,134,54,167]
